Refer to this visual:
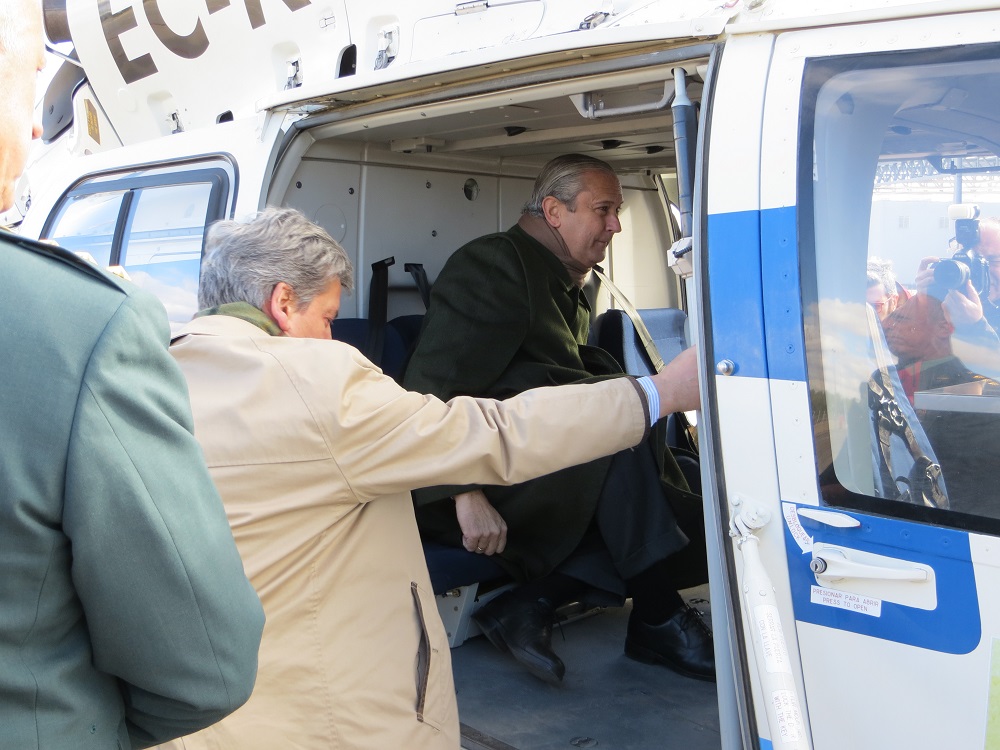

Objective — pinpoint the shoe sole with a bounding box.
[624,641,716,683]
[474,610,565,686]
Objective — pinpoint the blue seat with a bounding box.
[594,307,694,452]
[423,541,508,595]
[330,315,417,383]
[592,307,688,377]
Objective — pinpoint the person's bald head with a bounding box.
[0,0,44,213]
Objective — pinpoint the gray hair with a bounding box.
[522,154,619,217]
[198,206,354,311]
[866,256,896,296]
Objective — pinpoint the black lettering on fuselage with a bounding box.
[145,1,210,59]
[98,0,158,85]
[97,0,314,85]
[243,0,312,30]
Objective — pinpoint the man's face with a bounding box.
[555,171,624,270]
[978,221,1000,302]
[882,296,947,362]
[285,279,343,340]
[866,284,896,321]
[0,0,45,213]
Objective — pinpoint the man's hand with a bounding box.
[942,280,985,327]
[455,489,507,555]
[914,256,939,295]
[915,256,984,326]
[650,345,700,418]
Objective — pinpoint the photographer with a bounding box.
[918,216,1000,325]
[915,216,1000,378]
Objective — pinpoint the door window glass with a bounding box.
[42,162,231,333]
[802,45,1000,527]
[120,183,211,331]
[46,191,125,267]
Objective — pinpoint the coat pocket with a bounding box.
[410,581,454,732]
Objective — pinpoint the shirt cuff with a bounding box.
[636,376,660,427]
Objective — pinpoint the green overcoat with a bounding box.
[405,225,687,582]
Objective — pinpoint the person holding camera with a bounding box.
[913,218,1000,378]
[918,217,1000,330]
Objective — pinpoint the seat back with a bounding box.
[593,307,688,377]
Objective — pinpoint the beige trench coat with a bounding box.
[160,315,650,750]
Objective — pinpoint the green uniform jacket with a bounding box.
[0,233,264,749]
[405,225,641,581]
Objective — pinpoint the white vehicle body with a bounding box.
[20,2,1000,748]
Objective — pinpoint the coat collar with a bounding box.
[507,223,585,293]
[171,314,274,344]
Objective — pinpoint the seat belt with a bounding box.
[865,304,948,509]
[592,266,665,373]
[365,257,394,366]
[592,266,698,451]
[404,262,433,311]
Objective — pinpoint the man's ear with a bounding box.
[541,195,563,228]
[265,282,296,334]
[938,318,956,337]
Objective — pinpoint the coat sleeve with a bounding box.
[62,291,265,749]
[403,236,531,400]
[302,345,650,503]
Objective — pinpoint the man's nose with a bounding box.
[608,214,622,232]
[32,121,42,140]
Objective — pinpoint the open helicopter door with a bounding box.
[704,7,1000,750]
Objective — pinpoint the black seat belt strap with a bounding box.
[404,262,433,311]
[366,257,394,366]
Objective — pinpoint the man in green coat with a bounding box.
[405,154,714,685]
[0,2,265,747]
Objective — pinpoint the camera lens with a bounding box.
[932,259,970,290]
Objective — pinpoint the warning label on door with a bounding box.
[810,585,882,617]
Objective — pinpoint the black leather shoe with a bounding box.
[624,604,716,682]
[473,592,565,686]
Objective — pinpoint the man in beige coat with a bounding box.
[162,207,700,750]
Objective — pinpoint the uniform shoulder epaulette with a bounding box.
[1,229,126,293]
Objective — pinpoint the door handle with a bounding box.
[810,553,927,583]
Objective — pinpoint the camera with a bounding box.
[928,204,990,300]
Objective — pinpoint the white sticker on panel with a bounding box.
[782,502,813,553]
[771,689,803,744]
[754,604,792,674]
[810,585,883,617]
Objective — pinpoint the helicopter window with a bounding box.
[46,190,125,267]
[800,43,1000,531]
[43,162,232,333]
[119,182,213,333]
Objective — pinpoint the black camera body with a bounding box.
[928,205,990,301]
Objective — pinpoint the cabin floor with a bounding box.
[453,585,720,750]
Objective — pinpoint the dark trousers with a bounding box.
[555,439,689,600]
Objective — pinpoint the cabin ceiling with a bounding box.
[318,77,704,173]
